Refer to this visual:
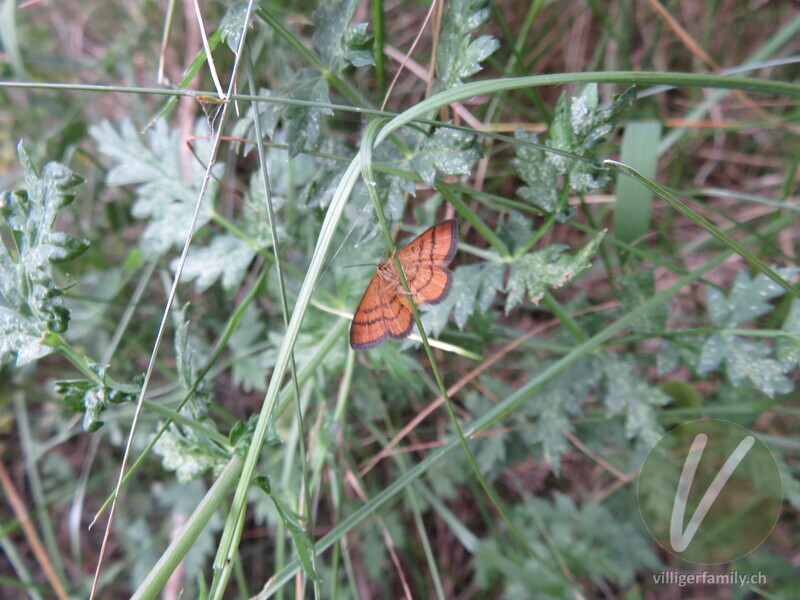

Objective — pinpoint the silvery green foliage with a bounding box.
[154,304,224,483]
[57,365,138,432]
[513,85,635,214]
[411,127,482,187]
[421,262,505,337]
[0,142,89,366]
[90,119,217,255]
[312,0,374,71]
[235,0,373,158]
[432,0,499,93]
[505,231,605,313]
[698,268,798,398]
[420,214,604,339]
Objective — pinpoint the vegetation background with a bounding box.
[1,0,799,598]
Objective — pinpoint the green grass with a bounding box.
[1,1,799,599]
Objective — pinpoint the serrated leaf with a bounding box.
[535,397,573,470]
[344,127,420,241]
[220,2,249,52]
[421,261,505,336]
[173,303,194,391]
[56,369,138,432]
[512,130,559,212]
[497,210,534,254]
[259,73,332,158]
[473,428,507,474]
[697,270,798,396]
[433,0,499,93]
[154,426,226,484]
[698,333,726,372]
[90,119,217,254]
[546,85,635,193]
[151,305,223,479]
[346,173,409,247]
[506,493,660,587]
[153,394,223,483]
[172,235,254,293]
[312,0,373,71]
[0,309,52,366]
[699,334,793,398]
[505,232,604,313]
[411,127,481,187]
[0,143,89,366]
[366,344,424,396]
[657,337,703,376]
[617,267,668,335]
[602,356,668,445]
[518,357,603,473]
[343,22,375,67]
[707,268,798,327]
[172,303,213,405]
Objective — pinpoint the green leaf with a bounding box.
[602,355,668,445]
[512,130,559,213]
[656,337,703,376]
[548,85,635,193]
[696,269,798,397]
[475,493,659,596]
[707,268,798,327]
[697,333,726,372]
[173,303,204,392]
[312,0,373,71]
[411,127,482,187]
[56,367,138,432]
[237,0,371,160]
[343,22,375,68]
[433,0,499,93]
[90,119,217,254]
[0,309,52,366]
[497,211,535,254]
[361,344,425,398]
[173,235,255,293]
[152,305,226,480]
[220,2,249,53]
[505,232,604,313]
[229,415,282,455]
[519,357,603,473]
[532,493,659,585]
[154,424,227,484]
[258,73,333,158]
[0,142,89,366]
[421,261,505,337]
[699,334,793,398]
[617,266,668,335]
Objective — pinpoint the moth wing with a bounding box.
[396,219,458,267]
[384,290,414,340]
[349,274,390,350]
[406,264,452,306]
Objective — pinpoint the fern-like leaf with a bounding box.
[433,0,499,93]
[0,142,89,366]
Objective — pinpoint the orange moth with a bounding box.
[349,219,459,350]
